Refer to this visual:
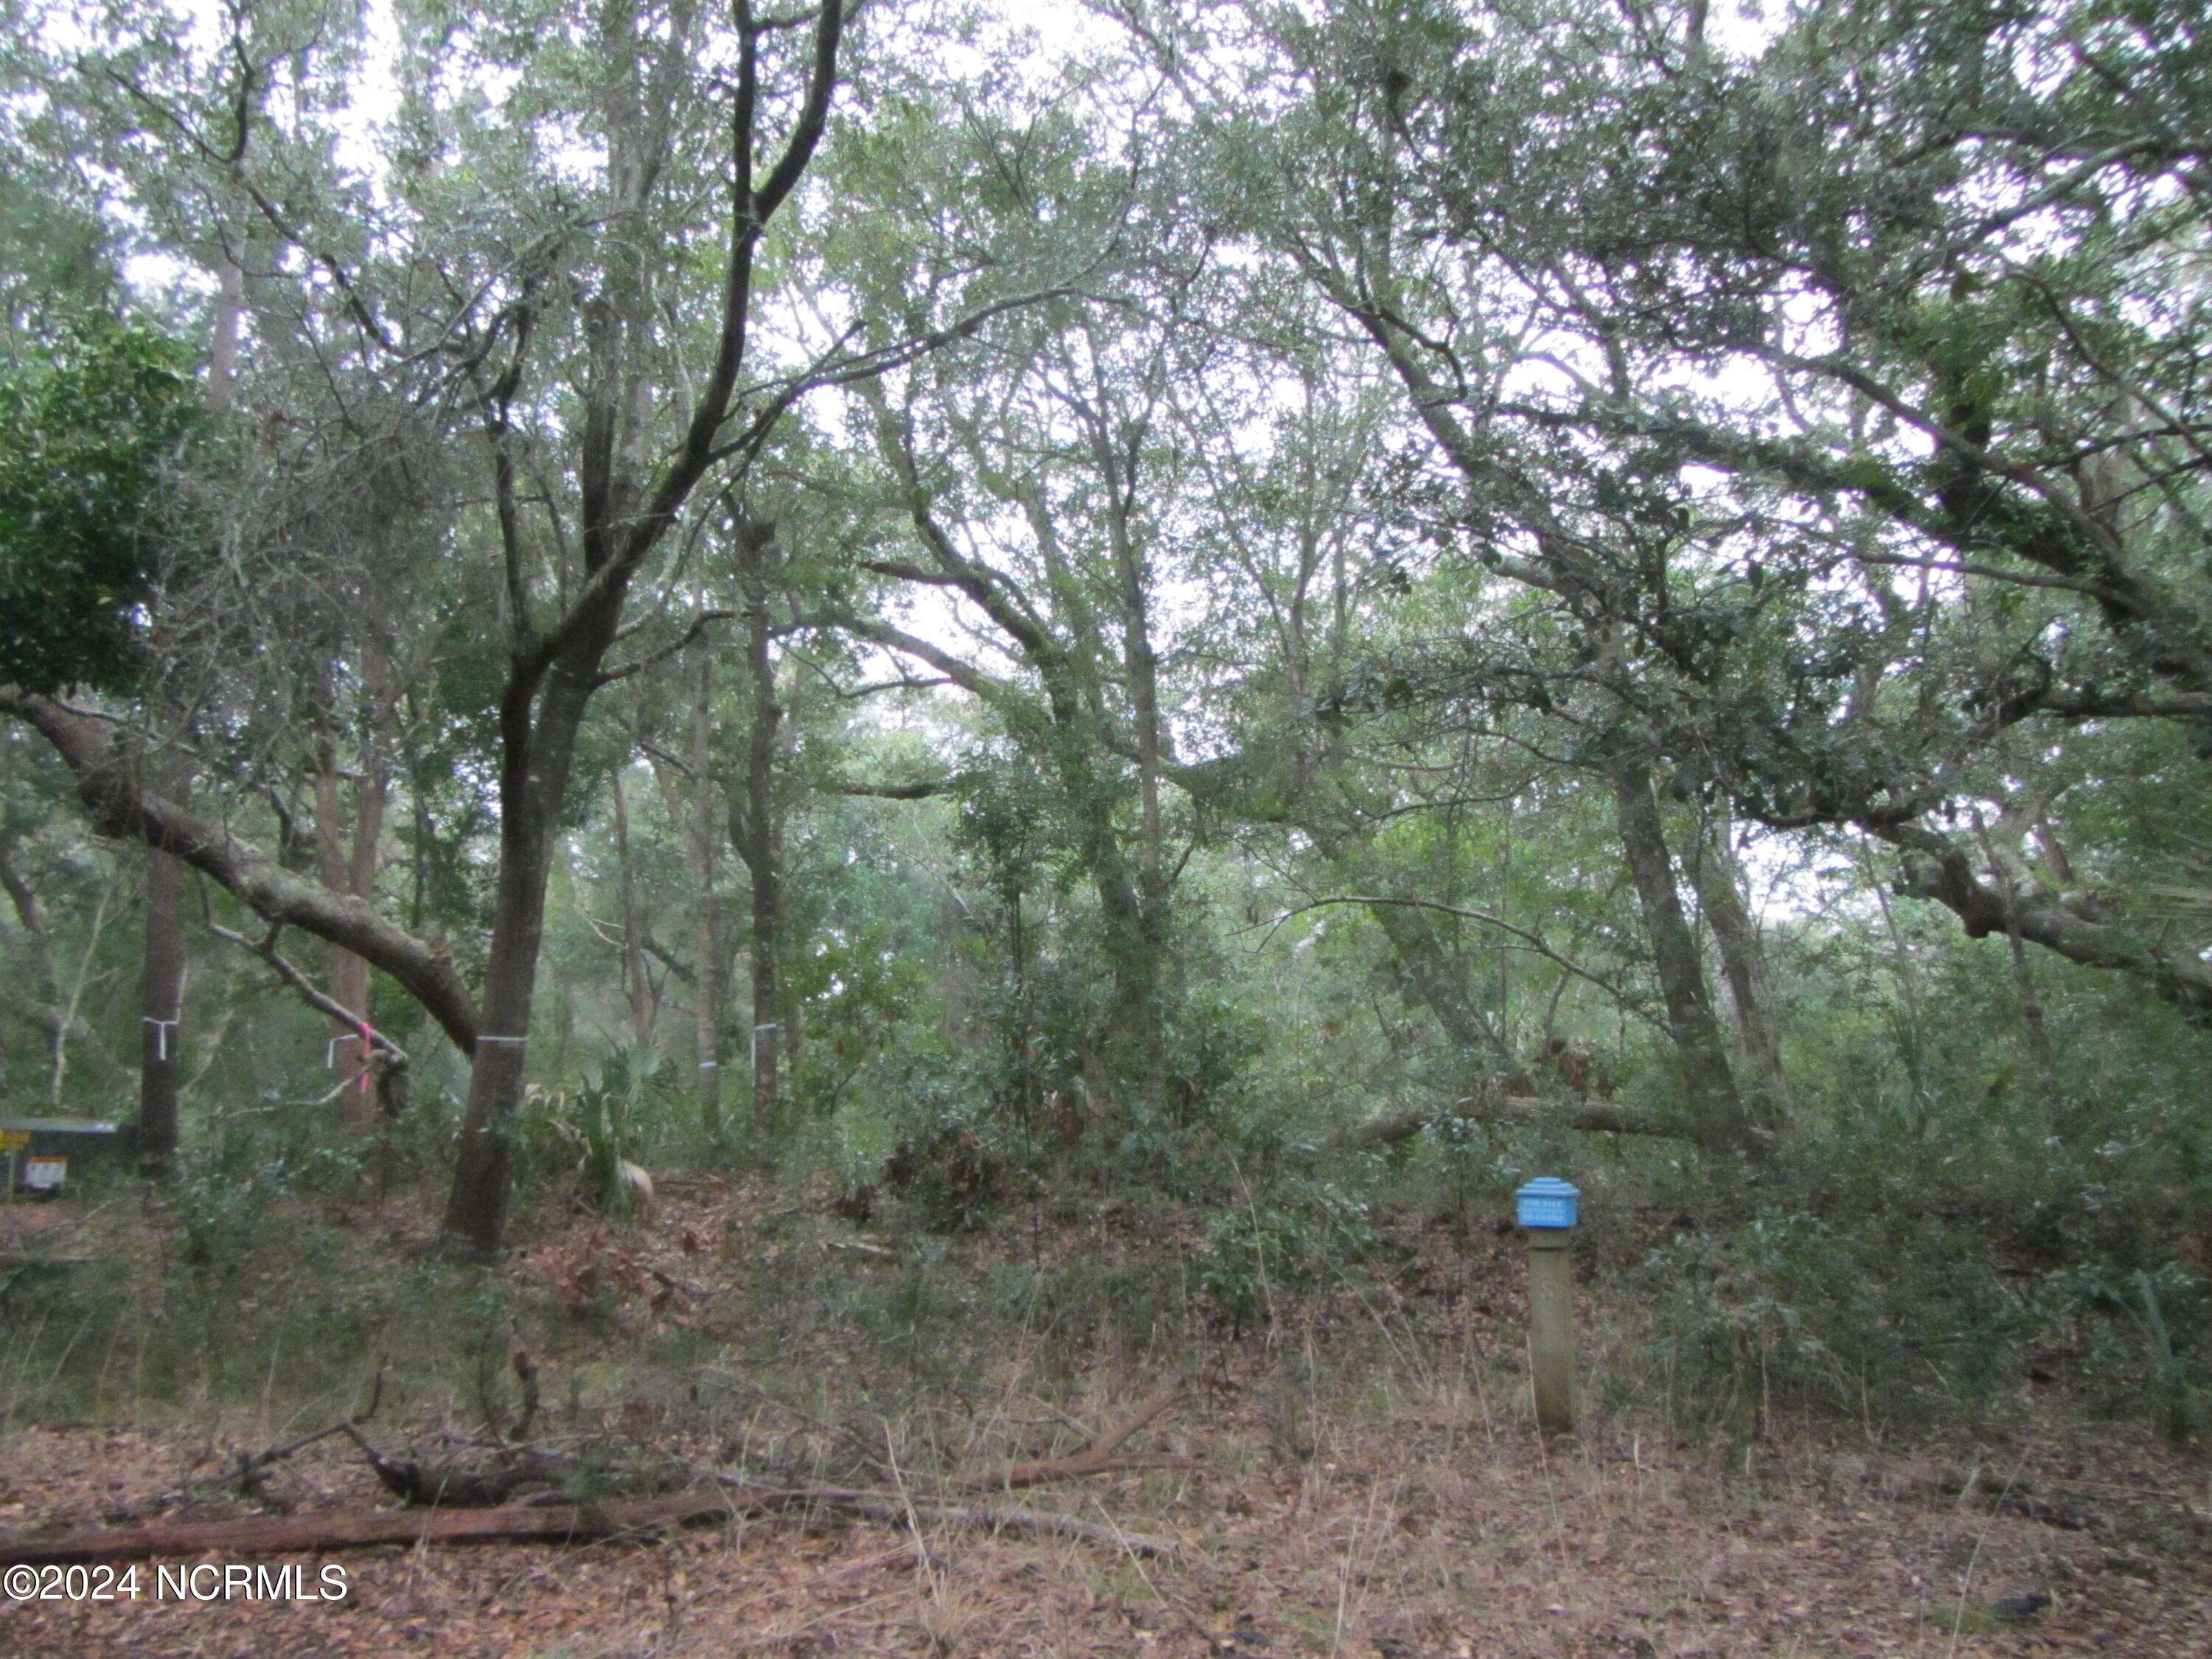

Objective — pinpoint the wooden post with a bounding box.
[0,1130,23,1204]
[1527,1229,1576,1434]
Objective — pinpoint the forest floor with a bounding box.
[1,1175,2207,1657]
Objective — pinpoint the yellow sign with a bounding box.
[0,1131,29,1153]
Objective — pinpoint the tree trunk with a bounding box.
[1364,897,1517,1068]
[138,836,184,1178]
[208,253,243,392]
[1607,748,1750,1155]
[1687,813,1793,1127]
[314,663,388,1130]
[441,662,602,1255]
[737,524,782,1135]
[132,248,247,1176]
[610,762,654,1051]
[689,633,723,1139]
[440,837,552,1253]
[1111,469,1170,1123]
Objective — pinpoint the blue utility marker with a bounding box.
[1515,1177,1580,1230]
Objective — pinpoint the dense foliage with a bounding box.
[0,316,198,694]
[0,0,2205,1440]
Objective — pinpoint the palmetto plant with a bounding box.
[524,1048,661,1220]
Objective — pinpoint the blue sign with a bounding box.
[1515,1177,1580,1229]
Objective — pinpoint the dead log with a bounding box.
[0,1484,1180,1565]
[0,1491,745,1563]
[1337,1090,1684,1148]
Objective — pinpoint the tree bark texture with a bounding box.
[136,835,184,1177]
[742,529,782,1132]
[691,648,724,1138]
[610,762,655,1051]
[1687,815,1793,1127]
[1606,748,1750,1154]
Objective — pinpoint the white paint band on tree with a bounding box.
[142,1016,179,1060]
[750,1022,780,1068]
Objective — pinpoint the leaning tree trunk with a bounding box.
[1363,898,1517,1068]
[1688,813,1793,1128]
[1606,748,1751,1155]
[1304,819,1516,1070]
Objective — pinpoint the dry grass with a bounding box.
[7,1350,2208,1656]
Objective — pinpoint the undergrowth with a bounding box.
[4,960,2205,1454]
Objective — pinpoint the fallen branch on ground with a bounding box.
[827,1496,1178,1555]
[229,1366,389,1498]
[338,1422,567,1509]
[1935,1468,2094,1531]
[0,1492,743,1562]
[0,1484,1180,1565]
[962,1386,1187,1491]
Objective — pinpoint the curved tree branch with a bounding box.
[1869,819,2212,1023]
[4,694,479,1054]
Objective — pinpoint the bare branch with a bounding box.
[204,919,408,1066]
[595,611,738,688]
[1265,894,1635,1006]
